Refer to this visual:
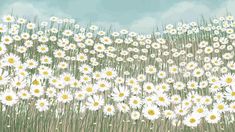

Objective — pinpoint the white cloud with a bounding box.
[1,0,235,33]
[129,0,235,33]
[130,17,157,33]
[0,1,70,20]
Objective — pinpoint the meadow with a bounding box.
[0,14,235,132]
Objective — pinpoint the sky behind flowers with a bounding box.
[0,0,234,33]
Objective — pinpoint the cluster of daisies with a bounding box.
[0,14,235,128]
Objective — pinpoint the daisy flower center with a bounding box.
[62,94,68,100]
[5,95,13,101]
[210,115,216,120]
[148,109,155,116]
[189,118,196,123]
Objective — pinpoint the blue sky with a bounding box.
[0,0,234,33]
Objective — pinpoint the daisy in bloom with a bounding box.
[3,53,20,67]
[74,91,86,101]
[35,98,50,112]
[170,94,181,104]
[86,95,104,111]
[183,114,201,127]
[145,65,156,74]
[157,71,167,79]
[100,36,112,45]
[143,95,155,105]
[225,86,235,100]
[94,43,106,52]
[111,87,129,102]
[1,35,13,44]
[2,15,15,23]
[80,75,91,83]
[70,79,80,88]
[30,86,44,97]
[143,82,155,94]
[130,85,141,95]
[37,44,49,53]
[82,84,97,95]
[137,74,146,82]
[18,89,31,100]
[79,64,92,74]
[129,96,142,109]
[142,105,160,121]
[92,71,102,80]
[0,69,10,85]
[155,92,170,107]
[131,111,140,120]
[205,111,221,124]
[187,81,198,90]
[95,80,111,92]
[57,91,73,103]
[60,73,74,85]
[30,75,42,87]
[58,62,68,69]
[173,81,185,90]
[220,73,235,86]
[175,105,188,116]
[214,92,224,102]
[53,49,66,58]
[11,77,26,89]
[25,59,38,69]
[229,102,235,113]
[157,83,170,92]
[102,67,117,79]
[192,105,208,117]
[46,87,57,98]
[116,103,130,113]
[193,68,204,78]
[55,81,66,89]
[0,44,7,55]
[0,89,18,106]
[0,24,7,33]
[76,53,88,62]
[103,104,115,116]
[163,110,176,119]
[126,78,138,86]
[213,102,228,113]
[209,82,221,93]
[169,65,179,74]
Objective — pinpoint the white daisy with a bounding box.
[0,89,18,106]
[142,105,160,121]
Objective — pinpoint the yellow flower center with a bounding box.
[119,93,124,97]
[5,95,13,101]
[62,94,68,100]
[106,71,113,76]
[197,108,204,113]
[93,102,99,106]
[231,92,235,96]
[107,108,112,112]
[133,100,138,104]
[39,102,45,107]
[86,87,93,92]
[32,80,40,85]
[34,89,40,93]
[226,77,233,83]
[189,118,196,123]
[148,109,155,116]
[210,115,216,120]
[218,105,224,110]
[64,76,71,82]
[159,97,165,102]
[8,58,15,64]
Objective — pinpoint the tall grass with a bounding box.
[0,14,235,132]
